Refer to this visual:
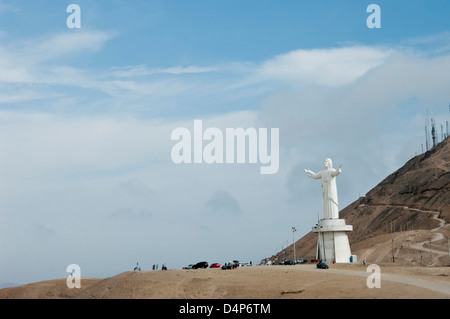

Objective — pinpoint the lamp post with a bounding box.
[292,227,297,262]
[448,237,450,266]
[392,238,394,263]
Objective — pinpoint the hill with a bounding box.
[275,137,450,266]
[1,265,449,299]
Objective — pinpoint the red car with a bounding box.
[209,263,221,268]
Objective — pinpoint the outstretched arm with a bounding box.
[331,164,343,177]
[305,169,321,179]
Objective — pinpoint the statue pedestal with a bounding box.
[312,219,353,263]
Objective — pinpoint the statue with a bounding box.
[305,158,343,220]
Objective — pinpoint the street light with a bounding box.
[292,227,297,262]
[392,238,394,263]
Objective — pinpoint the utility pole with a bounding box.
[447,237,450,266]
[292,227,297,262]
[430,238,432,265]
[392,238,395,263]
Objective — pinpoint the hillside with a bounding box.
[1,265,449,299]
[275,137,450,266]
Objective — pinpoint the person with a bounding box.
[305,158,343,220]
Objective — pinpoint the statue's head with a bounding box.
[324,158,332,169]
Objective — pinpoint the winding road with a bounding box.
[358,203,448,264]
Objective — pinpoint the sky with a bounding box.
[0,1,450,285]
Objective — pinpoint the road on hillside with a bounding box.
[293,264,450,296]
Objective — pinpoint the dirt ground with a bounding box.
[1,263,449,299]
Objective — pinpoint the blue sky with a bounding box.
[0,1,449,285]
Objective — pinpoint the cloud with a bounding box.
[108,65,218,78]
[29,224,57,240]
[204,190,243,216]
[108,208,152,221]
[257,46,392,87]
[24,30,116,64]
[0,1,18,14]
[118,179,154,197]
[256,46,450,213]
[0,111,175,187]
[0,30,115,85]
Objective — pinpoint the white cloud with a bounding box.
[108,65,218,78]
[0,2,18,14]
[24,30,116,64]
[256,46,450,213]
[0,30,114,86]
[258,46,392,87]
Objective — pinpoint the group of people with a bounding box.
[133,263,167,271]
[153,263,167,270]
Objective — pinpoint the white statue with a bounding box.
[305,158,343,220]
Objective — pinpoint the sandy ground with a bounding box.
[1,264,449,299]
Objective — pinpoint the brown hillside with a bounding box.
[1,266,449,299]
[276,137,450,266]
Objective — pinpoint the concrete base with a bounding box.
[312,219,353,263]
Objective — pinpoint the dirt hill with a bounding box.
[275,137,450,266]
[1,265,449,299]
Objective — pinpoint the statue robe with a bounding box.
[309,168,340,219]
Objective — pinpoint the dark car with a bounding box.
[221,262,238,270]
[316,262,329,269]
[283,260,295,265]
[192,261,208,269]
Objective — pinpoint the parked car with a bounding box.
[183,264,194,269]
[316,262,329,269]
[192,261,208,269]
[295,258,307,264]
[221,262,238,270]
[209,263,221,268]
[283,260,295,265]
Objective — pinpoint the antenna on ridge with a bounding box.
[431,118,436,148]
[446,121,449,139]
[425,108,430,151]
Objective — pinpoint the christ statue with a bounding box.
[305,158,343,220]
